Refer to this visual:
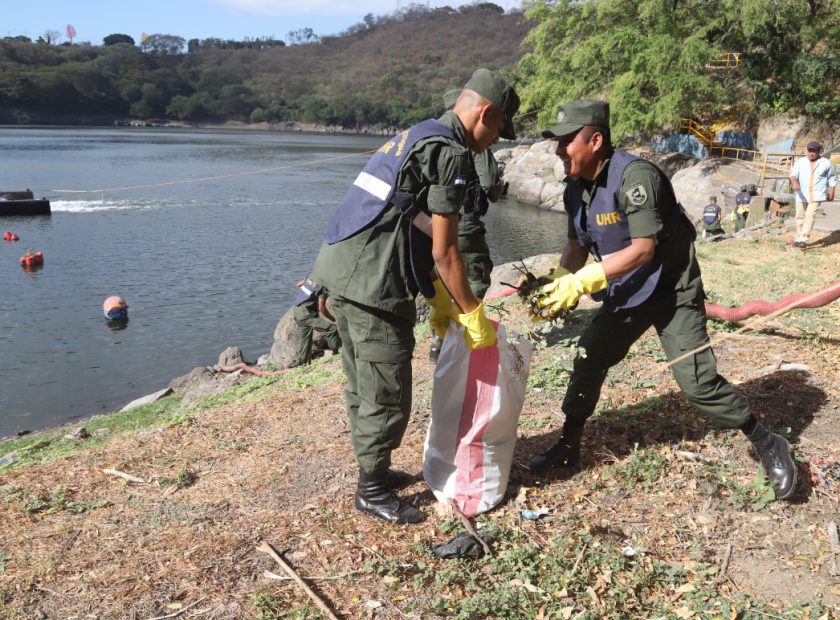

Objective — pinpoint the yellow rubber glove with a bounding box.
[541,265,571,284]
[535,262,607,319]
[455,302,496,350]
[426,278,454,340]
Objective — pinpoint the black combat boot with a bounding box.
[355,470,425,524]
[747,422,797,500]
[528,423,584,472]
[429,333,443,361]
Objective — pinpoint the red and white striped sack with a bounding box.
[423,321,533,517]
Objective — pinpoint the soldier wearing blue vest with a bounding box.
[701,196,724,240]
[527,99,796,500]
[311,69,520,524]
[735,185,751,232]
[429,89,505,361]
[291,278,341,368]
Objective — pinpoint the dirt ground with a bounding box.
[1,237,839,619]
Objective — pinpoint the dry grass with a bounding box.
[1,231,839,619]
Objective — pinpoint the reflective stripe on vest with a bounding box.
[323,119,455,244]
[702,204,720,224]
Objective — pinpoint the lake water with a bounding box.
[0,127,566,438]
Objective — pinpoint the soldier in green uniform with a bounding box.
[311,69,520,524]
[291,278,341,368]
[428,93,504,360]
[527,100,796,500]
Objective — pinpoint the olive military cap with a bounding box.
[457,68,520,140]
[541,99,610,139]
[443,88,460,109]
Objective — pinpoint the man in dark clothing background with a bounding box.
[735,185,751,232]
[701,195,724,239]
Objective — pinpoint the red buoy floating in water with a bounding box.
[19,250,43,268]
[103,295,129,321]
[3,231,19,241]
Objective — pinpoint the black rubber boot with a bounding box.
[355,470,425,524]
[528,423,584,472]
[429,334,443,361]
[748,422,797,500]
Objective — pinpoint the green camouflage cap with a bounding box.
[460,68,520,140]
[541,99,610,139]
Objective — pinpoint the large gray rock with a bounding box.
[671,159,764,223]
[268,302,339,368]
[269,308,306,368]
[497,141,565,210]
[120,387,173,412]
[641,152,698,179]
[218,346,246,367]
[756,114,807,150]
[168,366,246,407]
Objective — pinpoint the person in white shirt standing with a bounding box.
[789,140,837,248]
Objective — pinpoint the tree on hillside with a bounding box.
[286,28,319,45]
[141,34,186,55]
[103,34,135,46]
[40,30,61,45]
[518,0,840,138]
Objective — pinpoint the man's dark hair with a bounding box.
[583,125,612,150]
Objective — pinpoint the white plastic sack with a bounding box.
[423,321,533,517]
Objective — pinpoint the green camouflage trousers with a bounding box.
[563,295,751,429]
[292,304,341,366]
[330,297,415,476]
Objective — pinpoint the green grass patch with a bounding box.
[364,519,834,619]
[0,356,344,473]
[250,585,322,619]
[0,394,185,470]
[158,467,198,490]
[696,238,836,335]
[2,485,111,515]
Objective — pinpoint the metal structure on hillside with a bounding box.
[679,118,801,195]
[705,52,741,69]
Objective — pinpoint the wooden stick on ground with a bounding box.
[828,521,839,576]
[449,500,493,556]
[103,468,145,484]
[718,543,734,582]
[145,596,207,620]
[257,542,340,620]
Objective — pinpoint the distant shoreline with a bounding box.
[0,116,398,136]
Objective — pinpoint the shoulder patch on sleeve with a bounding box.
[625,183,648,206]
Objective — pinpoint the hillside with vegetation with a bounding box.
[0,3,530,129]
[2,0,837,138]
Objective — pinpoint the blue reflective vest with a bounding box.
[566,150,683,309]
[321,119,463,297]
[324,119,456,244]
[702,203,721,225]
